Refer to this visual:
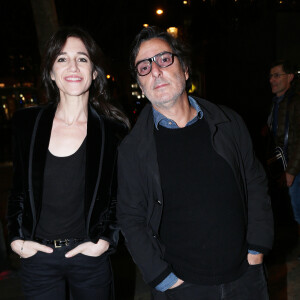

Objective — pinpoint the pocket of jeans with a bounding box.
[248,262,263,268]
[166,281,192,294]
[21,250,40,260]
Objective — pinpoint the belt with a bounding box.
[35,238,84,248]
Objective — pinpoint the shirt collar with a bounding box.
[273,94,285,104]
[152,96,204,129]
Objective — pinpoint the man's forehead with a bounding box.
[270,65,283,73]
[136,38,172,62]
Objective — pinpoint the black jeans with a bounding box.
[21,241,112,300]
[152,264,269,300]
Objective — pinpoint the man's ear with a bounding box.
[287,73,294,84]
[137,79,144,94]
[184,67,189,81]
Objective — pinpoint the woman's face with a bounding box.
[50,37,97,99]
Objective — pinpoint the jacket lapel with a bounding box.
[85,105,104,220]
[31,104,56,216]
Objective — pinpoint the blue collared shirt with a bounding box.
[152,96,203,129]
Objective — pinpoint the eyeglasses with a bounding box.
[269,73,287,79]
[135,51,178,76]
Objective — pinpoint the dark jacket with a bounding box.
[268,89,300,176]
[117,97,273,288]
[8,103,125,251]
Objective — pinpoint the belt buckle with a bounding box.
[54,239,62,248]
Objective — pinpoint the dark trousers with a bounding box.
[21,242,112,300]
[152,264,269,300]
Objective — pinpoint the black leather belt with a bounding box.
[35,238,84,248]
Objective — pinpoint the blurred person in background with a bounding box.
[8,27,128,300]
[267,60,300,239]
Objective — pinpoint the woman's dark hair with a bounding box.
[41,27,130,128]
[130,26,192,91]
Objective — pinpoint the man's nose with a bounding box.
[151,61,163,77]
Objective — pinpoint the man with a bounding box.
[117,27,273,299]
[268,60,300,233]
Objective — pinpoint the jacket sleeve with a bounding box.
[286,95,300,176]
[7,114,26,243]
[231,112,274,253]
[117,143,172,288]
[98,159,119,252]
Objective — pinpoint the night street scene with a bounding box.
[0,0,300,299]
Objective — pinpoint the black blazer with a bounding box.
[8,102,125,251]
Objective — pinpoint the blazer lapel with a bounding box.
[85,105,104,220]
[31,104,56,217]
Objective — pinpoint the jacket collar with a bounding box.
[131,96,231,150]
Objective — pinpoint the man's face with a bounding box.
[135,38,189,111]
[269,65,294,97]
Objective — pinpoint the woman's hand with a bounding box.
[11,239,53,258]
[65,239,110,258]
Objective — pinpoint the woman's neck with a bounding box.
[55,96,88,126]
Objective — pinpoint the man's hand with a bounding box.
[278,172,295,187]
[11,240,53,258]
[285,172,295,187]
[169,278,184,289]
[65,239,109,258]
[247,253,263,265]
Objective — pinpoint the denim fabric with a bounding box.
[289,173,300,224]
[152,264,269,300]
[21,241,112,300]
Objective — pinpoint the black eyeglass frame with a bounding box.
[135,51,178,76]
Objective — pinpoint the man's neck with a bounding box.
[153,96,197,128]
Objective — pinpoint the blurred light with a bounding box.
[137,95,141,99]
[106,74,111,79]
[31,98,34,103]
[279,0,283,3]
[183,0,188,4]
[0,83,5,88]
[22,97,25,101]
[20,67,25,70]
[3,104,6,108]
[156,9,163,15]
[143,24,149,28]
[188,83,196,94]
[142,94,145,98]
[167,27,178,38]
[297,70,300,74]
[20,94,23,97]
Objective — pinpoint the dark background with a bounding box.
[0,0,300,161]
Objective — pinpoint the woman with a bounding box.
[8,27,129,299]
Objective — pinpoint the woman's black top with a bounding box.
[36,138,87,240]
